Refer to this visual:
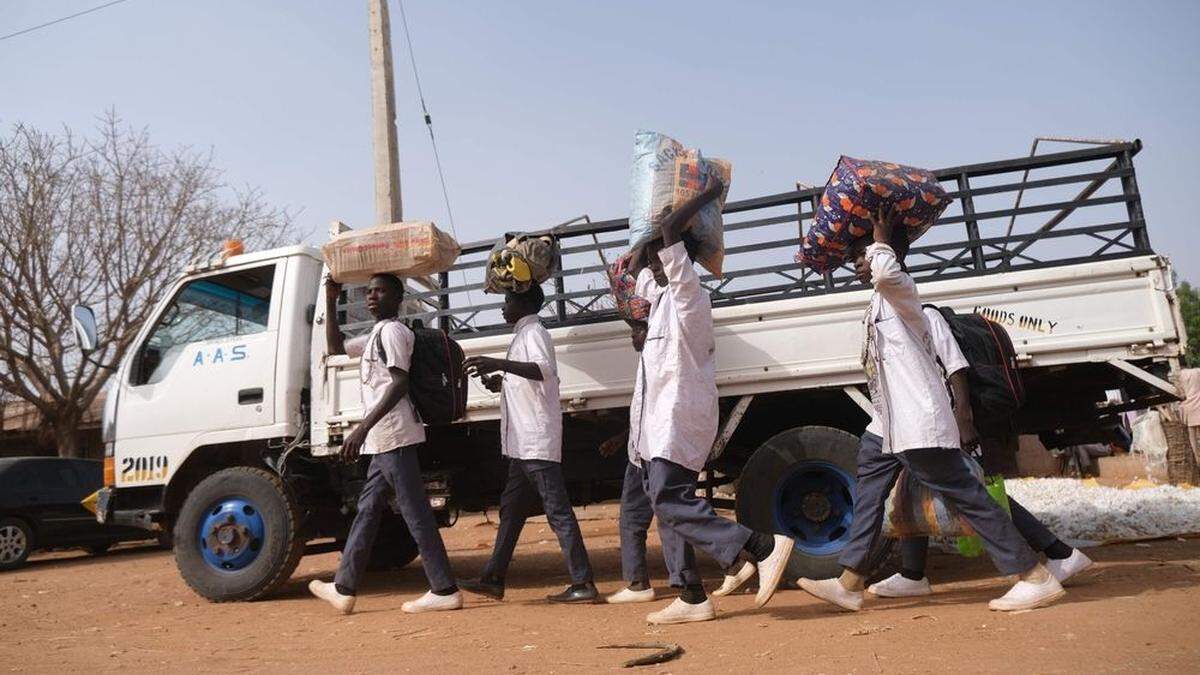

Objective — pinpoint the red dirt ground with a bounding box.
[3,503,1198,673]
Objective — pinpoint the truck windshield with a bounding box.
[131,265,276,385]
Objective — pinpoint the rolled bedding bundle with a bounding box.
[484,232,557,294]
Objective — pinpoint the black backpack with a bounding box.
[377,322,468,425]
[926,305,1026,434]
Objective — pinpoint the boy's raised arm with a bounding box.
[662,179,724,248]
[867,212,928,342]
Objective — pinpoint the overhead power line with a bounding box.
[395,0,456,240]
[0,0,131,43]
[394,0,477,311]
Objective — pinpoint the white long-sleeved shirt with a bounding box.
[866,306,970,438]
[628,242,719,473]
[499,314,563,462]
[862,243,961,453]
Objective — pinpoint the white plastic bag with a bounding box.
[1132,410,1170,483]
[628,130,731,277]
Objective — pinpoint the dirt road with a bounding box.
[3,504,1198,673]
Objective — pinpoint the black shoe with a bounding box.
[459,577,505,601]
[546,582,598,604]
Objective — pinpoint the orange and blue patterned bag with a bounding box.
[797,156,951,273]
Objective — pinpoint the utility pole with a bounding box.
[368,0,402,224]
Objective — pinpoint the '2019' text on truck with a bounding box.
[75,140,1186,601]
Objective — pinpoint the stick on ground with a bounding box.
[598,642,684,668]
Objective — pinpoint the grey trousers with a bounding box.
[619,460,699,587]
[900,495,1060,572]
[642,457,751,585]
[335,445,456,594]
[839,432,1037,576]
[481,458,593,585]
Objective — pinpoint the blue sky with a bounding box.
[3,1,1198,282]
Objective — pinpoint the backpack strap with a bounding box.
[373,318,401,365]
[920,303,955,404]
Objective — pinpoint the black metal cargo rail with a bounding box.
[340,140,1150,338]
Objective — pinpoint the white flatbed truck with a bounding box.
[77,140,1186,601]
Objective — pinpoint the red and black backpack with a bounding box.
[926,305,1026,435]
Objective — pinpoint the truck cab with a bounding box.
[85,247,321,596]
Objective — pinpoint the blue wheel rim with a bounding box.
[773,460,856,556]
[198,497,266,572]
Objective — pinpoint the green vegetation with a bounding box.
[1179,281,1200,367]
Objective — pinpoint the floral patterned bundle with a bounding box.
[797,156,951,273]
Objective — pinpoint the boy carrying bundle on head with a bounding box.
[799,210,1066,613]
[459,284,598,604]
[309,274,462,615]
[628,177,794,624]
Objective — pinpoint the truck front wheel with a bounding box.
[736,426,893,581]
[174,467,305,602]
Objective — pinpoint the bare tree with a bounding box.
[0,113,300,457]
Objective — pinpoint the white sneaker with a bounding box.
[402,590,464,614]
[606,586,657,604]
[754,534,795,609]
[712,562,756,598]
[867,572,933,598]
[988,575,1065,611]
[646,597,717,625]
[309,580,355,615]
[1046,549,1093,585]
[798,577,864,612]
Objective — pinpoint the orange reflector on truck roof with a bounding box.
[222,239,245,260]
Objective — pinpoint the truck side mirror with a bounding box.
[72,305,99,354]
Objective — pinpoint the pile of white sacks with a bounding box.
[1005,478,1200,543]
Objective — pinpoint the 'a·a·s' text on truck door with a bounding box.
[113,263,281,488]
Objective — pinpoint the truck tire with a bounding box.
[174,467,305,602]
[86,542,112,556]
[735,426,893,581]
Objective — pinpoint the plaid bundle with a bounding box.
[607,253,650,322]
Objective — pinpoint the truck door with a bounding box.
[113,263,281,488]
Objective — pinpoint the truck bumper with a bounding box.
[94,487,161,531]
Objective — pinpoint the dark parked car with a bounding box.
[0,457,154,570]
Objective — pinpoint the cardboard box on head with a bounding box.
[322,221,461,284]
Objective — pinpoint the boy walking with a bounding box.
[460,285,598,603]
[630,179,794,624]
[799,213,1065,612]
[309,274,461,615]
